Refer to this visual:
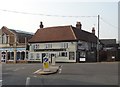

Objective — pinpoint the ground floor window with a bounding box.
[30,53,34,60]
[17,52,21,60]
[69,52,75,60]
[11,52,14,60]
[59,52,67,57]
[80,51,86,58]
[21,51,25,60]
[36,53,40,60]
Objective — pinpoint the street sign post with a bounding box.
[43,57,49,72]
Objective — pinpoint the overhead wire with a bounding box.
[0,9,118,30]
[100,17,118,29]
[0,9,97,18]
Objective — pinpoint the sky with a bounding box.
[0,0,119,42]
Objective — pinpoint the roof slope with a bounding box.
[29,25,97,43]
[72,27,97,43]
[29,26,77,43]
[10,29,33,43]
[1,26,33,43]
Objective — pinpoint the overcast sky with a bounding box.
[0,0,119,41]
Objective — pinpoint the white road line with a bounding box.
[13,67,25,72]
[13,68,19,71]
[26,77,30,86]
[33,75,37,78]
[33,69,41,74]
[0,80,2,82]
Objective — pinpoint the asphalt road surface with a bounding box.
[1,62,119,86]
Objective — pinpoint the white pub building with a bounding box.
[28,22,97,63]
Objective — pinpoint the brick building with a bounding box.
[0,26,33,63]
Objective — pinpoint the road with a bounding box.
[1,62,119,86]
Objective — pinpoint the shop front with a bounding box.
[0,48,27,63]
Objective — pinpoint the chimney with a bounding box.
[39,21,44,28]
[76,22,82,29]
[92,27,95,34]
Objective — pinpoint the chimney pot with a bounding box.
[39,21,44,28]
[92,27,95,34]
[76,22,82,29]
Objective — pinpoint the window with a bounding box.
[45,44,52,49]
[30,53,34,59]
[80,51,86,58]
[36,53,40,59]
[2,34,7,44]
[34,44,39,49]
[59,52,67,57]
[69,52,75,60]
[61,43,68,48]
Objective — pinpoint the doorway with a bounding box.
[1,52,6,62]
[42,53,46,63]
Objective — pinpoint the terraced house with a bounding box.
[0,26,33,63]
[28,22,98,63]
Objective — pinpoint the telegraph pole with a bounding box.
[97,15,100,62]
[25,37,27,61]
[14,36,17,63]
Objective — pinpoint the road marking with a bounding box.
[0,80,2,82]
[26,77,30,86]
[33,75,37,78]
[13,68,19,71]
[33,69,41,74]
[13,67,25,72]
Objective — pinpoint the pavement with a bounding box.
[33,65,61,75]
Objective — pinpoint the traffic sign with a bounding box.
[43,57,49,71]
[43,58,48,62]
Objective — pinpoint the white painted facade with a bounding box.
[28,42,77,62]
[28,41,97,62]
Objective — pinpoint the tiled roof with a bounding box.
[10,29,33,43]
[29,25,97,43]
[72,27,97,43]
[1,26,33,44]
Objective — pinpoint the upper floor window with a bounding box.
[2,34,7,44]
[45,44,52,49]
[33,44,40,49]
[61,43,68,48]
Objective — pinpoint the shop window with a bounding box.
[80,51,86,58]
[17,52,21,60]
[11,52,14,60]
[21,52,25,60]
